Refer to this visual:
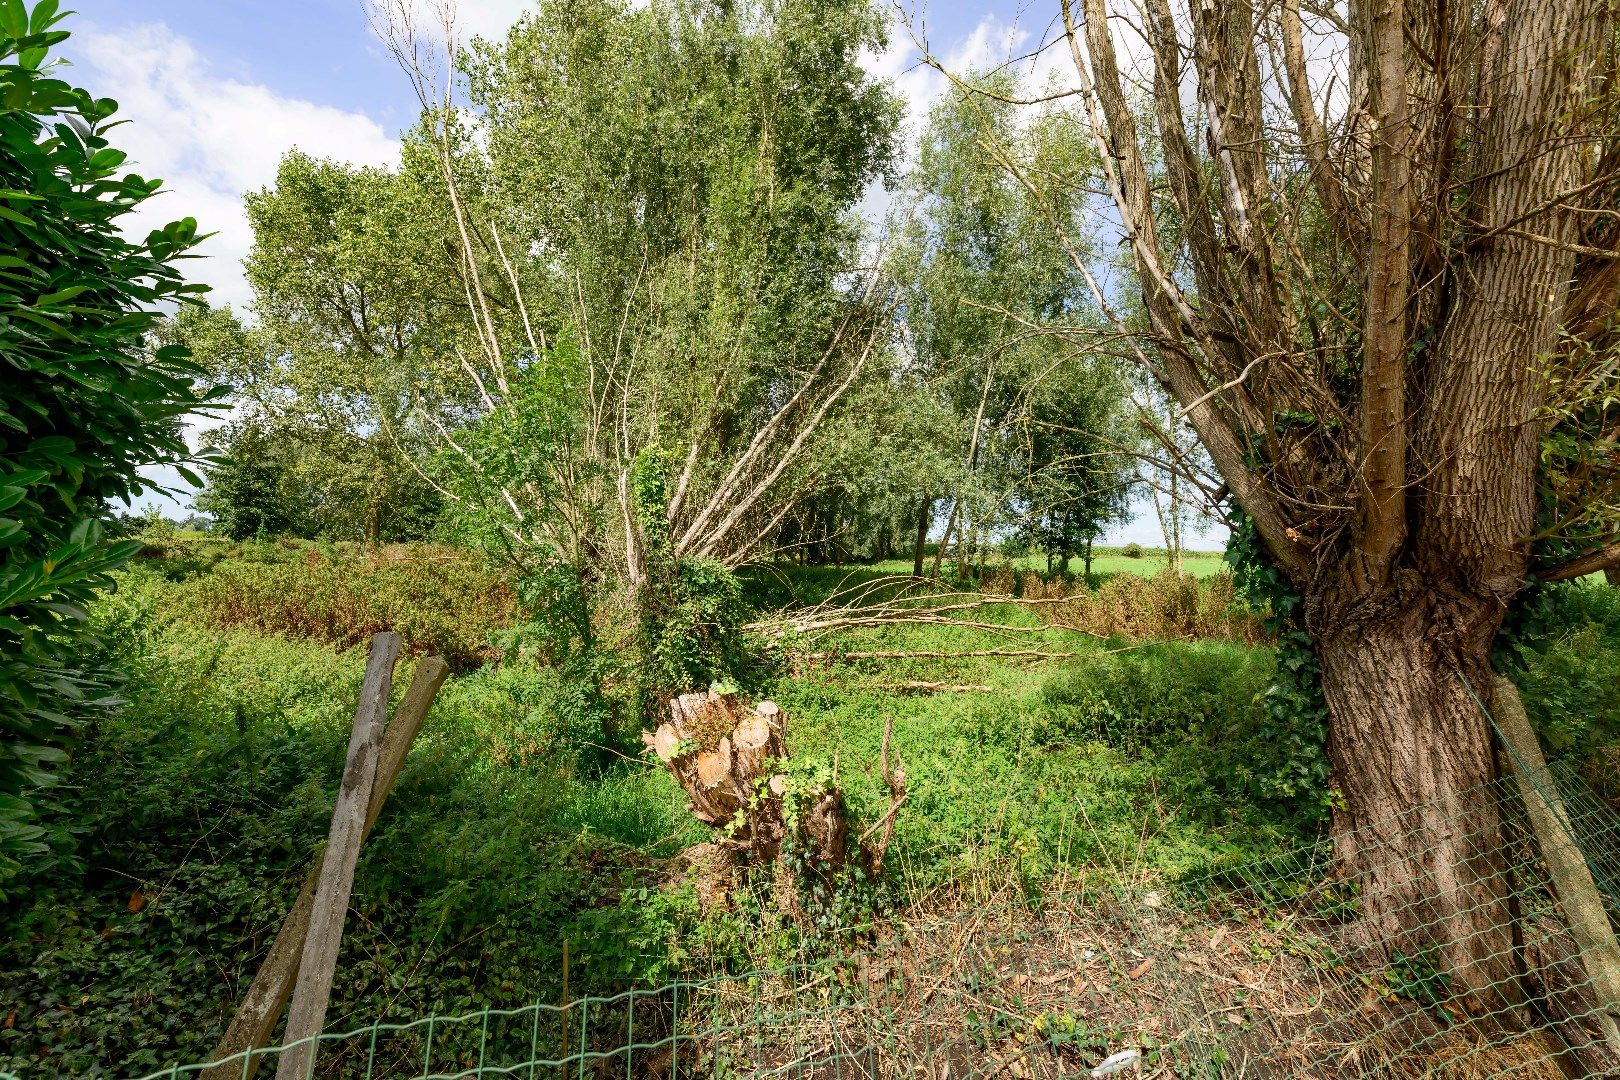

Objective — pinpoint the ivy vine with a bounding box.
[1224,509,1334,819]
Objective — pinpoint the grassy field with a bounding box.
[1,539,1616,1076]
[864,547,1229,580]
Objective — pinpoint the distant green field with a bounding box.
[868,548,1228,580]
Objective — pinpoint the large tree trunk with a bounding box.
[1310,587,1522,1013]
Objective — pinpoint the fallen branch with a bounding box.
[873,681,996,693]
[744,577,1103,642]
[810,647,1088,661]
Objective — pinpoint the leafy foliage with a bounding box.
[1223,512,1332,818]
[886,74,1132,573]
[0,2,212,880]
[155,538,517,670]
[630,451,751,708]
[191,419,306,540]
[0,584,700,1075]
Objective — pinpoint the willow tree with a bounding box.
[365,0,899,702]
[1002,0,1620,1001]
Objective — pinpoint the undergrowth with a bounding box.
[3,548,1616,1076]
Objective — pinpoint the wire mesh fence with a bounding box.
[81,760,1619,1080]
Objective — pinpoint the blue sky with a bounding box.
[62,0,1212,547]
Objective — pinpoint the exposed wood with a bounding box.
[1492,675,1620,1053]
[811,648,1085,661]
[273,633,402,1080]
[860,715,907,877]
[645,691,792,854]
[874,681,995,693]
[646,691,906,909]
[202,653,449,1080]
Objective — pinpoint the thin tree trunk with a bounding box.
[934,363,995,578]
[1151,485,1173,569]
[913,496,930,577]
[929,501,958,579]
[1169,469,1182,573]
[1311,595,1522,1012]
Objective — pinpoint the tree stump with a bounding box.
[643,690,904,911]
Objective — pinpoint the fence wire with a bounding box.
[76,760,1619,1080]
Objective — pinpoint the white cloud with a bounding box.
[71,22,401,311]
[865,12,1035,164]
[452,0,535,41]
[65,23,401,514]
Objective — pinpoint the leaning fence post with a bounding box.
[202,648,449,1080]
[273,631,402,1080]
[1492,674,1620,1052]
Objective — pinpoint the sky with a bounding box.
[64,0,1216,549]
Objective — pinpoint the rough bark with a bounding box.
[1310,591,1521,1010]
[1047,0,1618,1020]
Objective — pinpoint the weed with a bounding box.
[1386,947,1454,1026]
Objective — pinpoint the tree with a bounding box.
[0,4,211,878]
[1015,362,1132,578]
[978,0,1620,1003]
[174,152,454,543]
[192,419,307,541]
[359,0,900,707]
[889,76,1130,580]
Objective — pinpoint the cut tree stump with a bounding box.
[201,647,448,1080]
[643,690,904,911]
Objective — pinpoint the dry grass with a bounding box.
[998,567,1268,644]
[170,543,517,668]
[678,875,1581,1079]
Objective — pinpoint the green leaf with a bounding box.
[34,284,89,305]
[28,0,62,34]
[0,0,27,36]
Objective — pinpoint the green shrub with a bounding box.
[630,451,754,710]
[0,4,214,880]
[1514,582,1620,794]
[1121,542,1145,558]
[0,599,703,1076]
[168,545,516,669]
